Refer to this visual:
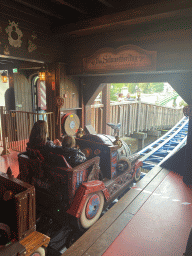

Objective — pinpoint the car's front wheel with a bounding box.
[79,191,104,229]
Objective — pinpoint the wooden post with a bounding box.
[85,104,92,127]
[183,105,192,186]
[102,84,111,135]
[8,68,14,88]
[0,107,9,155]
[79,79,85,129]
[136,100,141,133]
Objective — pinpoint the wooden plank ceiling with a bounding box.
[1,0,175,32]
[1,0,192,70]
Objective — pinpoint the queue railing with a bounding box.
[0,107,55,154]
[91,101,184,136]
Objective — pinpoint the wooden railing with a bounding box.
[0,102,184,155]
[91,101,184,136]
[0,107,55,154]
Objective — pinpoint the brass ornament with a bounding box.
[76,127,84,138]
[113,136,123,148]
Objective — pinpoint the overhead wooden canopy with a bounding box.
[0,0,192,106]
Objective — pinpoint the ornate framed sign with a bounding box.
[82,45,157,73]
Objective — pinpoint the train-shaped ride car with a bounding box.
[17,132,142,253]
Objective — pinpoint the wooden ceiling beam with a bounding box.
[98,0,114,8]
[54,1,192,36]
[13,0,64,19]
[55,0,87,14]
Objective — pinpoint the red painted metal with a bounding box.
[67,180,106,218]
[67,168,89,205]
[133,160,143,178]
[134,160,143,171]
[102,187,110,201]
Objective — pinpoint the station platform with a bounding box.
[0,150,191,255]
[63,166,192,256]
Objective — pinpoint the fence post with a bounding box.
[136,100,141,133]
[0,107,9,155]
[102,84,111,135]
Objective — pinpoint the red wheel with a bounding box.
[134,167,141,182]
[79,191,104,229]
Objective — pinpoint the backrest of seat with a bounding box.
[48,152,72,169]
[18,149,72,186]
[18,149,44,183]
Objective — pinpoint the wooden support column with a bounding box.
[83,79,106,132]
[8,68,14,88]
[85,104,92,127]
[55,63,62,139]
[79,79,85,129]
[183,105,192,186]
[102,84,111,135]
[136,100,141,133]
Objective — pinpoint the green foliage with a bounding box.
[137,83,164,93]
[110,83,125,101]
[127,83,136,93]
[138,83,152,93]
[150,83,164,93]
[179,100,187,107]
[110,82,164,101]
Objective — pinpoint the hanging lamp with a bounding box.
[39,66,46,81]
[1,71,8,83]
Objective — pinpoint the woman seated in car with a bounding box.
[27,120,63,162]
[62,135,86,167]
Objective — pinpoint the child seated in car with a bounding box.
[62,135,86,167]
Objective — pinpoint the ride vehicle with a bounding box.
[0,168,50,256]
[17,126,142,253]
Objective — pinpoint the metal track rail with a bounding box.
[138,116,188,171]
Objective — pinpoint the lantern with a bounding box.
[1,71,8,83]
[39,67,45,81]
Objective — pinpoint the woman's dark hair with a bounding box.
[29,120,48,147]
[62,135,76,148]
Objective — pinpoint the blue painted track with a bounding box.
[137,116,188,171]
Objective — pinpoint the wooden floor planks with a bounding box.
[63,166,172,256]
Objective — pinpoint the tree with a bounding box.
[138,83,152,93]
[127,83,136,93]
[150,83,164,93]
[110,82,165,101]
[110,83,125,101]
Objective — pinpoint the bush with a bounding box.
[179,100,187,107]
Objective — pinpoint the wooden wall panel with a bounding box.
[65,16,192,75]
[59,63,80,110]
[13,73,32,112]
[0,11,66,64]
